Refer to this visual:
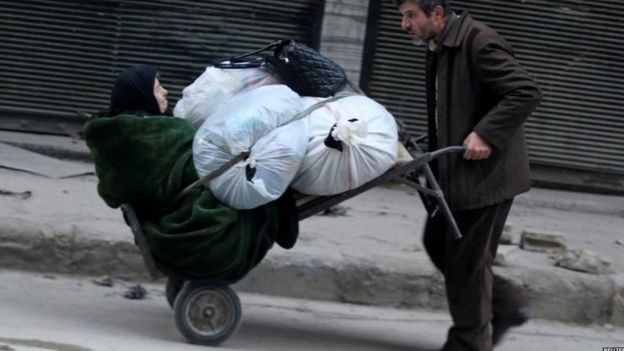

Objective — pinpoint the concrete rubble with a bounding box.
[520,230,568,254]
[556,249,613,274]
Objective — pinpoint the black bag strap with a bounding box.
[213,56,265,69]
[214,40,285,69]
[234,40,282,60]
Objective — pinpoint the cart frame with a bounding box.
[121,135,465,346]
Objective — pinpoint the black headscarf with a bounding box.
[109,65,161,117]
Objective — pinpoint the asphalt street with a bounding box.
[0,270,622,351]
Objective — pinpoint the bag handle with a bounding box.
[214,40,285,69]
[232,40,283,60]
[213,56,264,69]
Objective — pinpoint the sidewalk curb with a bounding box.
[0,132,91,163]
[0,216,620,327]
[0,217,144,279]
[514,195,624,218]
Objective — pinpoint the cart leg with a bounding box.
[421,164,463,240]
[166,277,185,308]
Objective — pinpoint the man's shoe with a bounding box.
[492,306,532,345]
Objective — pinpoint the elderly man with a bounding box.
[394,0,542,350]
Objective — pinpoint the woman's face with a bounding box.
[153,77,168,114]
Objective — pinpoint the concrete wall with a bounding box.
[319,0,370,85]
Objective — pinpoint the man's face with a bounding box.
[153,77,168,114]
[399,1,436,46]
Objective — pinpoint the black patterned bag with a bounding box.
[214,39,347,97]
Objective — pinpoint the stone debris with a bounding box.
[320,205,349,217]
[0,189,32,200]
[499,225,514,245]
[494,245,519,266]
[556,249,613,274]
[92,275,113,287]
[401,244,422,253]
[123,284,147,300]
[520,230,567,253]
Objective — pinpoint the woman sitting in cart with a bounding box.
[82,64,298,283]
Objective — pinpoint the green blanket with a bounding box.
[83,115,296,283]
[83,115,197,214]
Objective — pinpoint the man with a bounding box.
[394,1,542,350]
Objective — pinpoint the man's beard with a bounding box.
[412,39,425,46]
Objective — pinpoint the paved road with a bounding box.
[0,270,622,351]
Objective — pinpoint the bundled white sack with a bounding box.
[193,84,306,209]
[174,67,278,127]
[204,119,310,209]
[291,95,399,195]
[194,84,304,156]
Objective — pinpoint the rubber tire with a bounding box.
[165,277,185,308]
[173,282,242,346]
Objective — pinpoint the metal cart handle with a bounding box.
[429,145,467,159]
[405,145,467,170]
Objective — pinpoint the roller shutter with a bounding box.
[362,0,624,193]
[0,0,322,135]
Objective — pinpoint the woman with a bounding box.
[109,64,169,117]
[84,65,197,213]
[83,65,298,282]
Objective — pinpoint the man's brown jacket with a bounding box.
[426,12,542,210]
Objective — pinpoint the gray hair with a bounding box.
[393,0,452,17]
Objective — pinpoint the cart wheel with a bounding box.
[173,282,242,346]
[165,277,185,308]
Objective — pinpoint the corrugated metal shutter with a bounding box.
[0,0,322,135]
[363,0,624,191]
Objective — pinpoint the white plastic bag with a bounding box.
[174,67,278,127]
[192,84,306,209]
[205,119,310,209]
[291,95,399,195]
[193,85,304,156]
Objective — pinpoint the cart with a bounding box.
[121,134,465,346]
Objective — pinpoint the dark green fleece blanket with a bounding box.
[83,115,297,283]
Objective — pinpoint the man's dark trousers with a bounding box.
[423,199,524,351]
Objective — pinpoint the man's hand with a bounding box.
[463,132,492,160]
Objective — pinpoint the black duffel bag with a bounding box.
[214,39,348,97]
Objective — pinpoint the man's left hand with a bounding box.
[463,132,492,160]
